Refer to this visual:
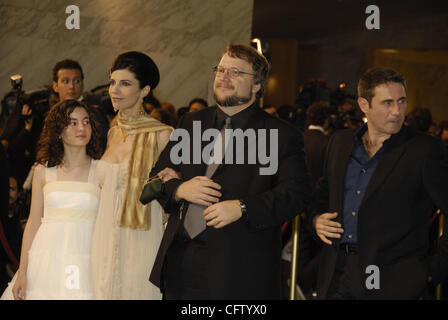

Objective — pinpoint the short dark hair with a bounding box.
[357,67,406,104]
[225,44,270,99]
[52,59,84,82]
[306,101,332,126]
[188,98,208,108]
[111,51,160,90]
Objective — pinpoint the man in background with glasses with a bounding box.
[149,43,311,299]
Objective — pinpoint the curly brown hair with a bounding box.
[36,99,102,167]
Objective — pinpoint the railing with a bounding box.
[287,209,446,300]
[289,214,306,300]
[436,209,444,300]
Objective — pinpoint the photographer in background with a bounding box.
[0,76,50,186]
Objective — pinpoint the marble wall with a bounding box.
[0,0,254,108]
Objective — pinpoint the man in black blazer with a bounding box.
[311,67,448,299]
[149,44,310,299]
[304,101,331,189]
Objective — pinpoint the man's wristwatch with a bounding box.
[239,200,247,219]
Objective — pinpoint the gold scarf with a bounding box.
[117,112,172,230]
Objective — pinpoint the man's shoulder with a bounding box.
[304,128,327,138]
[180,105,217,122]
[403,126,444,151]
[328,127,357,144]
[262,110,301,136]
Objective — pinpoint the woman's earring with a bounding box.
[140,101,145,115]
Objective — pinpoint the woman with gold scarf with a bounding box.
[91,52,175,299]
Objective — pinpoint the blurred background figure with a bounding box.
[150,108,172,126]
[8,175,30,231]
[277,104,297,125]
[176,106,189,122]
[0,143,12,293]
[188,98,208,113]
[143,92,161,115]
[437,120,448,151]
[160,102,178,127]
[1,174,29,286]
[405,107,433,133]
[263,104,278,117]
[428,122,437,136]
[304,101,332,189]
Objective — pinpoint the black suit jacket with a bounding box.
[311,125,448,299]
[304,128,328,190]
[149,104,311,299]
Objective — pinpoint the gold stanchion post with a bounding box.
[436,210,443,300]
[289,214,300,300]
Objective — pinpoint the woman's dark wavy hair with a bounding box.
[36,99,102,167]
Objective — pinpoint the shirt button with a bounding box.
[361,169,367,174]
[356,190,361,195]
[352,211,356,216]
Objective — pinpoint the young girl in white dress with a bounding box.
[1,99,103,300]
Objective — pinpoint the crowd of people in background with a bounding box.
[0,55,448,299]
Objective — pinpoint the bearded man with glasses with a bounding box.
[149,43,311,299]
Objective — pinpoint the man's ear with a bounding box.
[252,83,261,95]
[358,97,369,114]
[52,81,59,93]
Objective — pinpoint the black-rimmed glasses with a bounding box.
[213,66,255,79]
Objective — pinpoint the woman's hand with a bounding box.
[157,167,181,183]
[12,271,27,300]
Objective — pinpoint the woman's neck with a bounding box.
[120,103,142,119]
[61,146,90,168]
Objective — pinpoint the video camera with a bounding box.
[1,74,51,120]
